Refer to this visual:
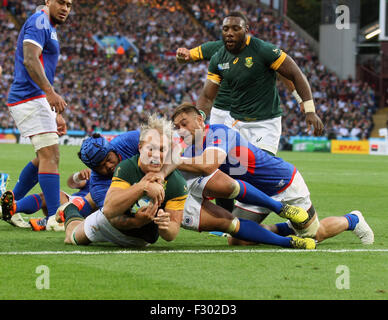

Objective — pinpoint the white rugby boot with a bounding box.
[351,210,374,245]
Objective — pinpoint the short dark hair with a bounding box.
[171,102,201,121]
[224,11,248,26]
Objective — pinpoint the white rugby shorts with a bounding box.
[9,97,57,138]
[234,171,312,215]
[209,107,231,125]
[224,114,282,155]
[84,209,149,247]
[181,170,218,231]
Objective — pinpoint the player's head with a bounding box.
[138,114,173,173]
[78,133,119,177]
[222,11,249,54]
[172,102,206,145]
[45,0,72,25]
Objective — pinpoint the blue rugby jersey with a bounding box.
[183,124,296,196]
[71,180,90,198]
[89,130,140,209]
[7,11,60,106]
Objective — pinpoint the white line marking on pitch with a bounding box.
[1,249,388,255]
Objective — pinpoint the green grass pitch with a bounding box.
[0,144,387,300]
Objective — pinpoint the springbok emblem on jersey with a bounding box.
[245,57,253,68]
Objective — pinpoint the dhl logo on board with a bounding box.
[331,140,369,154]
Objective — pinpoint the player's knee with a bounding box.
[31,133,59,154]
[227,180,240,199]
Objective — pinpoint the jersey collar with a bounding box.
[246,35,251,46]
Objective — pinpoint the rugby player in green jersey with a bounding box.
[57,115,187,247]
[176,16,312,213]
[176,41,300,128]
[195,11,324,156]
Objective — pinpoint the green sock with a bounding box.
[64,203,84,228]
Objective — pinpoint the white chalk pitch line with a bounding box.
[1,248,388,255]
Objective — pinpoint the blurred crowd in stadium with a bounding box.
[0,0,377,145]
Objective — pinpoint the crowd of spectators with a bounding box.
[0,0,377,143]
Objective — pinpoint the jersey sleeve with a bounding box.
[190,40,223,61]
[260,40,287,71]
[205,126,229,155]
[110,159,133,189]
[23,14,49,50]
[164,171,188,211]
[207,54,222,85]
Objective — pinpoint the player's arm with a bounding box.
[196,79,220,118]
[154,189,186,241]
[277,72,305,108]
[67,169,91,189]
[275,55,324,136]
[176,41,221,64]
[108,202,159,230]
[154,208,182,241]
[178,148,227,176]
[196,53,222,117]
[176,47,194,64]
[103,178,164,220]
[23,42,67,113]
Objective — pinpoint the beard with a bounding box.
[223,36,245,54]
[50,14,67,25]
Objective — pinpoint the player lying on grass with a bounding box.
[0,169,97,230]
[56,114,315,248]
[56,115,185,246]
[172,103,374,245]
[70,124,311,226]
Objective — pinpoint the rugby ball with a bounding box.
[131,196,152,215]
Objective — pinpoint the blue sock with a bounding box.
[236,180,283,213]
[344,213,359,230]
[13,162,38,200]
[38,173,60,217]
[234,218,292,248]
[275,222,295,236]
[16,194,42,214]
[79,198,93,217]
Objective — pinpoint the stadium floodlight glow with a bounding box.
[365,28,381,39]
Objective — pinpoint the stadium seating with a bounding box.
[0,0,377,143]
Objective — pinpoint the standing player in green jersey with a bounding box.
[195,11,324,156]
[57,115,187,247]
[176,41,301,128]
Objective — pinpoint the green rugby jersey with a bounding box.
[207,36,286,121]
[190,40,231,112]
[110,154,187,242]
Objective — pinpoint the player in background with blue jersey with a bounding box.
[78,131,141,210]
[1,1,72,231]
[172,103,374,245]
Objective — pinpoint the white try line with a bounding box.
[1,249,388,255]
